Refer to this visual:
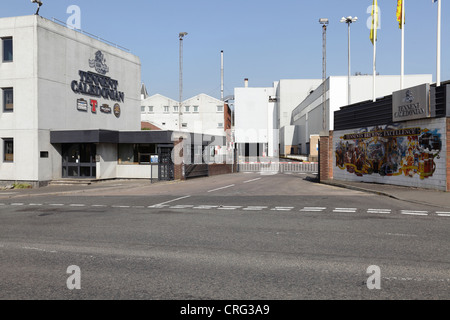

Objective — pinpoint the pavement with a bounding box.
[322,179,450,210]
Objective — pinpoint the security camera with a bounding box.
[31,0,43,15]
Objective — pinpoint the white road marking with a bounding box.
[11,203,24,206]
[152,195,191,207]
[333,208,357,213]
[22,246,57,253]
[29,203,43,206]
[170,205,194,209]
[91,205,107,207]
[218,206,242,210]
[271,207,294,211]
[112,205,130,208]
[401,210,428,216]
[207,185,235,193]
[367,209,392,214]
[69,204,86,207]
[193,205,219,209]
[243,206,268,211]
[243,178,262,184]
[437,213,450,217]
[49,204,64,206]
[300,207,327,212]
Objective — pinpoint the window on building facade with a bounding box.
[3,138,13,162]
[164,106,169,113]
[185,106,190,112]
[2,37,13,62]
[182,123,188,128]
[173,106,179,112]
[193,106,199,113]
[3,88,13,112]
[217,105,223,112]
[148,106,154,112]
[218,123,224,128]
[141,106,146,113]
[118,144,157,165]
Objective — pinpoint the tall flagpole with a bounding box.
[437,0,441,86]
[372,2,378,102]
[400,0,405,89]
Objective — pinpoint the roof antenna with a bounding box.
[31,0,43,16]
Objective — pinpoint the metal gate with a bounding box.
[158,146,174,181]
[239,161,318,174]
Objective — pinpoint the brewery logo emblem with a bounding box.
[77,98,88,111]
[403,90,414,103]
[100,104,112,114]
[113,103,121,118]
[89,51,109,75]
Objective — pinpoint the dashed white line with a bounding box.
[69,204,86,207]
[11,203,24,206]
[437,212,450,217]
[271,207,294,211]
[217,206,242,210]
[207,185,235,193]
[367,209,392,214]
[243,206,268,211]
[49,204,64,206]
[170,205,194,209]
[333,208,357,213]
[300,207,327,212]
[91,205,107,207]
[401,210,429,216]
[193,205,219,210]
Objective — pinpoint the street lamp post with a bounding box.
[340,16,358,106]
[319,18,328,133]
[179,32,188,130]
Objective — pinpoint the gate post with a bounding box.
[319,131,333,182]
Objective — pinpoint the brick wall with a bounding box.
[209,164,235,176]
[319,132,333,181]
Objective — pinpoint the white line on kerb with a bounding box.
[208,185,235,193]
[153,195,191,206]
[243,178,262,184]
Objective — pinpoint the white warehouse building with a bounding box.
[290,74,433,157]
[141,93,231,137]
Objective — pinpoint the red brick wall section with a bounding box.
[319,135,330,181]
[209,164,233,176]
[447,118,450,192]
[141,121,162,130]
[173,138,185,181]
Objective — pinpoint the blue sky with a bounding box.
[2,0,448,100]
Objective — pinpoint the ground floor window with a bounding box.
[3,138,13,162]
[118,144,158,165]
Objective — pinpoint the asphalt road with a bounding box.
[0,172,449,301]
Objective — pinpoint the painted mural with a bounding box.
[335,125,442,180]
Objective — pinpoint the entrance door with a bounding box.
[158,145,174,181]
[62,144,97,178]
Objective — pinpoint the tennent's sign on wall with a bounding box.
[392,83,432,122]
[71,50,124,118]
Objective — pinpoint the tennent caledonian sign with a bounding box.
[72,51,124,118]
[392,83,431,122]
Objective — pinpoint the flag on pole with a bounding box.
[370,0,379,44]
[396,0,404,29]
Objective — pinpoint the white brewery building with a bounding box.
[1,15,223,186]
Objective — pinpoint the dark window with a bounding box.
[40,151,49,158]
[3,138,13,162]
[3,88,13,112]
[2,37,13,62]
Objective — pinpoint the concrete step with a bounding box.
[49,179,95,186]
